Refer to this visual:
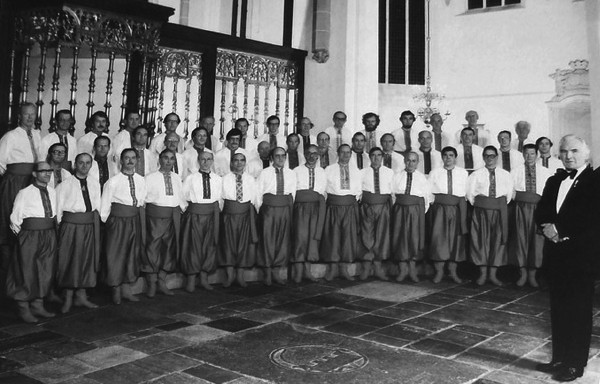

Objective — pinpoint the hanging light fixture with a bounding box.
[414,0,450,125]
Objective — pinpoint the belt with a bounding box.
[6,163,35,176]
[295,190,326,240]
[188,202,220,242]
[21,217,56,230]
[362,191,392,205]
[514,191,541,204]
[262,193,293,207]
[394,194,424,206]
[474,195,508,244]
[327,194,357,206]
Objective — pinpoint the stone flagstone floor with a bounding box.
[1,278,600,384]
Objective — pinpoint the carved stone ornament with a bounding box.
[216,49,298,89]
[549,59,589,102]
[312,48,329,63]
[13,6,162,55]
[159,48,203,79]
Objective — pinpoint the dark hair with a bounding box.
[87,111,110,134]
[362,112,380,126]
[337,143,351,155]
[192,127,209,140]
[93,135,111,148]
[352,132,366,140]
[163,112,181,124]
[286,133,300,142]
[46,142,67,163]
[368,146,383,156]
[523,143,537,152]
[226,128,243,140]
[235,118,249,127]
[159,149,176,158]
[461,127,475,135]
[498,130,512,139]
[400,110,415,120]
[317,132,330,140]
[266,115,280,125]
[51,109,74,135]
[441,146,457,157]
[269,146,287,159]
[535,136,553,148]
[74,152,92,163]
[380,133,395,143]
[483,145,498,156]
[120,148,138,162]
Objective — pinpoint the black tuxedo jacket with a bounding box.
[535,165,600,270]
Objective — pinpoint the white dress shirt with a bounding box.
[361,166,394,194]
[284,150,306,169]
[214,147,246,177]
[324,163,362,198]
[416,149,443,175]
[297,134,318,155]
[77,132,110,157]
[455,144,484,171]
[145,171,186,211]
[294,164,327,195]
[318,147,338,169]
[360,129,381,152]
[382,151,404,173]
[556,164,588,213]
[221,172,257,206]
[324,126,353,149]
[55,176,102,222]
[10,184,56,233]
[111,130,133,162]
[391,127,420,153]
[536,156,563,175]
[256,166,297,208]
[149,132,185,155]
[48,168,73,188]
[182,147,213,180]
[0,127,41,174]
[89,157,119,186]
[183,171,223,207]
[184,135,222,152]
[40,132,78,164]
[511,164,553,196]
[511,137,535,152]
[456,127,491,147]
[350,151,371,170]
[466,167,514,205]
[124,148,158,176]
[257,132,288,149]
[247,157,269,179]
[497,148,523,172]
[100,172,146,222]
[392,170,433,211]
[430,130,454,151]
[429,166,469,197]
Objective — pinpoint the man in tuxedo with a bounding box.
[535,134,600,382]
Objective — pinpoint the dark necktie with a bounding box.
[488,169,496,198]
[288,150,299,169]
[373,167,380,194]
[59,134,69,162]
[201,171,211,199]
[127,174,138,206]
[384,153,392,168]
[518,140,524,153]
[542,156,549,168]
[95,157,109,189]
[464,146,473,169]
[434,132,442,151]
[356,152,363,169]
[235,173,243,202]
[163,172,173,196]
[403,130,412,152]
[241,136,246,149]
[276,168,284,195]
[135,148,145,176]
[308,166,315,190]
[261,157,270,169]
[473,129,479,145]
[269,135,277,149]
[447,169,453,195]
[205,136,212,150]
[525,165,536,193]
[26,130,37,162]
[78,177,92,212]
[501,151,511,172]
[367,131,376,151]
[53,169,62,186]
[34,184,53,218]
[340,164,350,189]
[302,135,310,149]
[173,157,179,174]
[423,150,431,174]
[321,151,329,168]
[405,172,413,195]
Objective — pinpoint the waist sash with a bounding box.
[263,193,293,207]
[474,195,508,244]
[62,211,101,263]
[514,191,541,204]
[394,194,425,249]
[295,190,326,240]
[327,194,357,206]
[362,191,392,205]
[21,217,55,230]
[188,201,220,242]
[434,193,468,234]
[110,203,146,245]
[7,163,35,176]
[223,200,258,243]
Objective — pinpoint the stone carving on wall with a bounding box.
[549,59,589,102]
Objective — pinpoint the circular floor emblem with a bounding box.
[269,344,369,373]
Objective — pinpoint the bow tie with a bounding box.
[557,169,577,180]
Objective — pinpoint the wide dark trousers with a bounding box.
[57,217,98,288]
[219,201,256,268]
[320,195,361,263]
[103,212,143,286]
[180,202,218,274]
[257,194,293,268]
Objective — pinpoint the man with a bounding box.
[292,144,326,283]
[256,147,296,285]
[45,143,72,188]
[466,146,513,286]
[455,128,484,173]
[0,103,42,260]
[143,149,185,297]
[359,147,394,280]
[380,133,404,173]
[89,136,118,192]
[112,111,141,161]
[324,111,353,150]
[258,115,286,149]
[297,117,318,155]
[457,110,490,147]
[429,113,453,151]
[509,144,553,287]
[181,151,222,292]
[496,130,522,172]
[164,132,185,178]
[416,130,442,175]
[428,147,469,284]
[214,128,244,176]
[130,126,158,176]
[248,141,271,178]
[55,153,101,313]
[316,132,337,169]
[219,151,258,287]
[229,118,258,157]
[360,112,381,152]
[149,113,185,155]
[321,144,362,281]
[350,132,370,170]
[392,110,419,154]
[6,161,57,323]
[534,135,599,382]
[285,133,304,169]
[40,110,77,170]
[536,136,563,174]
[100,148,147,304]
[511,121,534,152]
[391,152,432,282]
[77,110,110,156]
[182,127,213,180]
[199,116,222,152]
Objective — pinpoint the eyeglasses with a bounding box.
[483,154,497,158]
[37,169,53,173]
[52,150,66,155]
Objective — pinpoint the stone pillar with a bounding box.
[586,0,600,165]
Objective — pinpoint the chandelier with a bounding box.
[414,0,450,125]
